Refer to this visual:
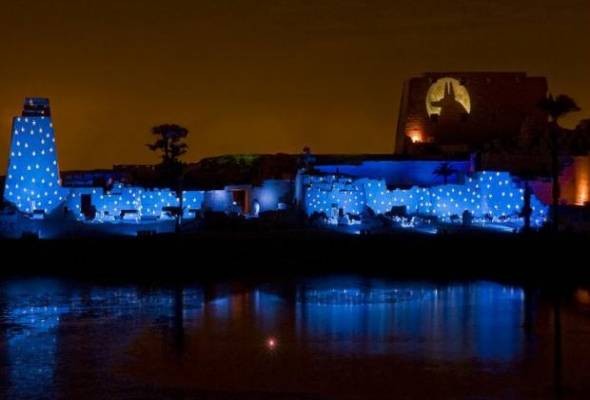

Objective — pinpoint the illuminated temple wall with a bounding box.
[3,113,66,213]
[201,180,291,213]
[65,185,205,221]
[63,182,288,221]
[1,99,291,222]
[303,171,547,226]
[251,179,292,211]
[395,72,548,153]
[203,190,232,212]
[2,97,550,230]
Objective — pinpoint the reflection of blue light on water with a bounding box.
[472,285,525,361]
[67,287,204,320]
[300,287,428,305]
[207,296,232,321]
[1,278,529,399]
[254,290,284,332]
[6,306,68,399]
[296,280,525,361]
[3,280,70,399]
[205,291,285,331]
[1,280,205,399]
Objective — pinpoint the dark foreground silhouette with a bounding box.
[2,230,588,286]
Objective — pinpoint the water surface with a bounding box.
[1,277,589,399]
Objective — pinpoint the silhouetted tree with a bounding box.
[433,162,457,185]
[538,94,580,231]
[148,124,188,165]
[147,124,189,231]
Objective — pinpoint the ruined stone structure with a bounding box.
[395,72,548,154]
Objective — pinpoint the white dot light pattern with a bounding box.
[1,99,281,223]
[304,172,547,227]
[65,185,205,221]
[3,116,65,213]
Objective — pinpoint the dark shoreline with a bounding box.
[2,230,589,286]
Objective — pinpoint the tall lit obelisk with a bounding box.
[3,98,65,213]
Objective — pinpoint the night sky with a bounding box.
[0,0,588,170]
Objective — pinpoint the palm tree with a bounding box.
[433,162,458,185]
[538,94,580,232]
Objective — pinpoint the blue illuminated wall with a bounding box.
[303,171,547,226]
[304,176,366,216]
[3,114,65,213]
[202,180,292,214]
[138,188,178,218]
[251,179,292,212]
[65,185,205,221]
[3,96,541,230]
[0,99,293,230]
[62,182,291,223]
[182,191,206,215]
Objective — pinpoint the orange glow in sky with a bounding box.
[0,1,588,170]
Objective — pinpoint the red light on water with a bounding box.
[267,337,277,350]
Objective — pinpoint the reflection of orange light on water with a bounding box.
[408,129,423,143]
